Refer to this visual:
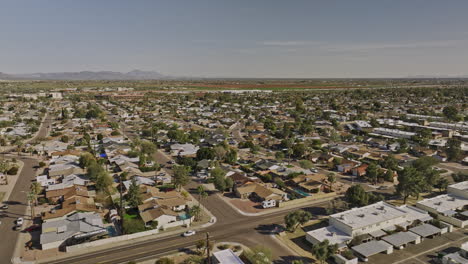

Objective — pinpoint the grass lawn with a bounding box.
[388,192,431,206]
[276,219,328,260]
[0,192,5,202]
[123,208,139,220]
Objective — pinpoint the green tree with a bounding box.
[327,173,336,191]
[446,138,462,161]
[443,106,459,121]
[284,210,312,232]
[196,147,215,161]
[396,166,425,204]
[311,239,338,264]
[189,205,202,222]
[140,140,157,156]
[292,143,306,158]
[127,177,142,208]
[299,160,314,169]
[225,177,234,192]
[173,165,191,191]
[224,149,238,164]
[435,178,449,192]
[380,154,398,171]
[384,169,394,182]
[211,167,227,192]
[452,171,468,182]
[275,151,285,160]
[365,162,379,185]
[79,152,96,168]
[345,185,369,207]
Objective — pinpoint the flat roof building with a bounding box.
[306,202,430,246]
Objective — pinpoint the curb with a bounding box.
[217,193,340,217]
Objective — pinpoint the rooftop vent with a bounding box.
[378,206,385,210]
[358,214,365,218]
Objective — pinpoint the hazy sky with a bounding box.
[2,0,468,78]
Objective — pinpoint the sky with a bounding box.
[1,0,468,78]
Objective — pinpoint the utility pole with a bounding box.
[119,174,125,234]
[206,232,211,264]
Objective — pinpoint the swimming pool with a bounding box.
[293,188,311,197]
[179,213,191,220]
[106,226,118,237]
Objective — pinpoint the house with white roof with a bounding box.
[416,181,468,227]
[212,249,244,264]
[40,212,106,250]
[306,202,432,247]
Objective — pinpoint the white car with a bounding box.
[182,230,196,237]
[16,217,24,226]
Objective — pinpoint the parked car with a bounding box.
[24,225,40,232]
[0,204,8,210]
[16,217,24,226]
[182,230,196,237]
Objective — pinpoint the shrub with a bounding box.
[38,197,48,205]
[123,218,146,234]
[7,166,19,175]
[342,250,355,260]
[38,161,46,167]
[218,244,229,250]
[155,258,175,264]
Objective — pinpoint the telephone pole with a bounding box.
[119,174,125,234]
[206,232,211,264]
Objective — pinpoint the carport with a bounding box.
[369,229,387,239]
[409,224,441,239]
[382,232,421,249]
[351,240,393,262]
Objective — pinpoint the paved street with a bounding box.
[42,191,328,264]
[0,114,52,263]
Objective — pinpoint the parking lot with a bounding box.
[369,227,468,264]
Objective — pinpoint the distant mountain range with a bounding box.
[0,70,172,80]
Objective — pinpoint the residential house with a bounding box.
[40,212,106,250]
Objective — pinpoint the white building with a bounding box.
[306,202,431,246]
[416,181,468,227]
[212,249,244,264]
[371,128,416,139]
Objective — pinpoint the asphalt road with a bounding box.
[0,114,53,262]
[69,106,326,263]
[43,191,328,264]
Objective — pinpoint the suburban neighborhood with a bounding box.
[0,80,466,264]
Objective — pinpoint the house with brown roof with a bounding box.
[137,200,191,229]
[336,160,359,173]
[352,164,369,177]
[234,182,287,202]
[43,187,99,221]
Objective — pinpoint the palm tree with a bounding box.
[197,185,206,205]
[189,205,202,223]
[15,140,24,155]
[27,191,36,220]
[327,173,336,192]
[30,182,42,206]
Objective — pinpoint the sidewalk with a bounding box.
[0,114,49,154]
[19,187,217,264]
[0,159,25,203]
[217,192,340,217]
